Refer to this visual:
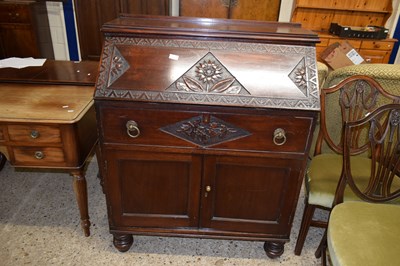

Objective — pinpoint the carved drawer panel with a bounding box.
[7,125,62,144]
[98,103,313,154]
[11,147,65,166]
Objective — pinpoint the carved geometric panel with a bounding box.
[288,57,308,97]
[166,52,250,95]
[160,114,251,147]
[107,47,130,87]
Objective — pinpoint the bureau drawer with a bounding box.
[99,104,314,154]
[7,125,62,144]
[11,147,65,166]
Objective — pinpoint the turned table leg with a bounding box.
[71,169,91,237]
[0,152,6,171]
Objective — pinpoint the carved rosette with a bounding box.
[166,52,250,95]
[160,114,251,147]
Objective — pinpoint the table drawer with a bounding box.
[0,126,5,142]
[99,105,313,154]
[12,147,65,165]
[7,125,62,144]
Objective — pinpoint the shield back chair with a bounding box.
[294,75,400,256]
[319,104,400,266]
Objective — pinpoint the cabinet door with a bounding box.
[0,25,39,58]
[180,0,228,18]
[74,0,170,60]
[120,0,169,15]
[231,0,281,21]
[180,0,281,21]
[104,149,202,228]
[200,155,303,237]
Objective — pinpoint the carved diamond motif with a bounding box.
[160,114,251,147]
[289,57,308,97]
[166,52,250,95]
[107,47,130,87]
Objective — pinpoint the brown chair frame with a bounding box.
[316,103,400,265]
[294,75,400,255]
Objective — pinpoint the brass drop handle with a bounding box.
[273,128,286,146]
[30,130,40,139]
[34,151,44,160]
[126,120,140,138]
[205,185,211,197]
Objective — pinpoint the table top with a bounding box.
[0,60,99,85]
[0,60,98,123]
[0,83,94,123]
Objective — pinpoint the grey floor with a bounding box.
[0,156,325,265]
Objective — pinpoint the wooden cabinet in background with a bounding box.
[0,0,53,59]
[291,0,396,64]
[180,0,281,21]
[73,0,169,60]
[316,34,396,63]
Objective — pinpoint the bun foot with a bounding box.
[113,234,133,252]
[264,241,284,258]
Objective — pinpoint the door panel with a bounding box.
[201,155,302,236]
[105,149,202,228]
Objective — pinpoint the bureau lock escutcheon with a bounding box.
[126,120,140,138]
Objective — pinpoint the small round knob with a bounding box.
[126,120,140,138]
[34,151,44,160]
[30,130,40,139]
[206,185,211,192]
[273,128,287,146]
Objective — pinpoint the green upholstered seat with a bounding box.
[308,154,400,208]
[307,154,371,208]
[327,201,400,266]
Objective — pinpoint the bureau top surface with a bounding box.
[0,83,94,123]
[95,15,320,111]
[102,14,319,44]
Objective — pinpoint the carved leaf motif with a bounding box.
[176,81,191,92]
[210,78,235,93]
[225,86,242,94]
[183,77,204,92]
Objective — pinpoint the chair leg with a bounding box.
[294,202,316,255]
[315,229,328,266]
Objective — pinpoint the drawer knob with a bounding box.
[126,120,140,138]
[273,128,286,146]
[30,130,40,139]
[34,151,44,160]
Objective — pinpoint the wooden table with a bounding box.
[0,60,99,236]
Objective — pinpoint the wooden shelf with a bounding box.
[296,5,391,14]
[291,0,395,64]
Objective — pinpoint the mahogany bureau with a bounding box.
[0,60,98,236]
[94,15,320,258]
